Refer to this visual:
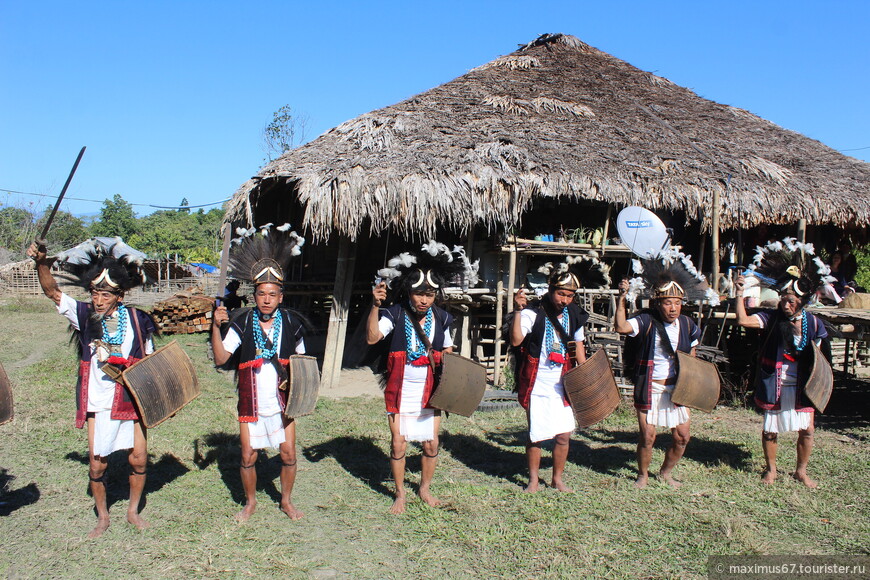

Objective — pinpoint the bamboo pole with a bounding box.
[601,204,612,252]
[711,188,721,293]
[321,236,357,390]
[493,252,505,387]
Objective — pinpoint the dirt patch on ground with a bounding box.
[321,367,383,399]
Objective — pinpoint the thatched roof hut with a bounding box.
[225,33,870,389]
[226,33,870,240]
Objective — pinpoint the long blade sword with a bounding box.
[39,146,87,240]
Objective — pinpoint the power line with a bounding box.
[839,146,870,152]
[0,187,230,210]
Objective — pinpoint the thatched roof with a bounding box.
[226,33,870,241]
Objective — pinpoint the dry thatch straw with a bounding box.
[226,33,870,242]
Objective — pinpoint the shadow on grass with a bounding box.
[194,431,310,507]
[441,432,527,486]
[302,436,393,498]
[580,428,753,473]
[65,451,190,510]
[0,467,40,516]
[816,375,870,437]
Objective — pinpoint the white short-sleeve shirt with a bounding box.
[58,293,154,411]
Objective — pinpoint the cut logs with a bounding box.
[151,293,216,334]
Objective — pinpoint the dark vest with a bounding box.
[380,303,452,414]
[73,300,156,428]
[754,309,827,411]
[629,313,700,411]
[515,300,588,410]
[225,307,304,422]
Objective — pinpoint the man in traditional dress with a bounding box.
[735,238,832,488]
[510,254,609,492]
[28,238,156,537]
[211,224,307,520]
[614,250,714,489]
[366,241,475,514]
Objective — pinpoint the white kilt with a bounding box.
[92,410,135,457]
[247,413,287,449]
[646,383,690,429]
[763,384,812,433]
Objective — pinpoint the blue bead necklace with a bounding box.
[794,311,808,352]
[543,307,569,364]
[101,306,128,355]
[404,307,433,362]
[253,308,281,359]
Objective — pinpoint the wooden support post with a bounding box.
[321,236,357,390]
[601,204,612,252]
[493,252,505,386]
[459,229,475,358]
[711,187,721,294]
[797,219,807,244]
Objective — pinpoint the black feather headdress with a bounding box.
[538,251,611,291]
[55,237,148,292]
[228,223,305,286]
[626,249,719,305]
[747,238,834,302]
[377,241,479,299]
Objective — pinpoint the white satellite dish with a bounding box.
[616,206,670,258]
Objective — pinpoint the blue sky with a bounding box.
[1,1,868,218]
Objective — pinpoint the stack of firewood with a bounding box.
[151,293,215,334]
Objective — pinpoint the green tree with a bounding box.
[36,209,88,254]
[90,194,137,240]
[0,205,36,258]
[127,207,224,264]
[263,104,309,161]
[854,245,870,291]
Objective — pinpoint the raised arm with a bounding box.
[734,274,761,329]
[614,279,633,335]
[26,240,62,305]
[509,289,528,347]
[211,306,232,366]
[366,282,387,345]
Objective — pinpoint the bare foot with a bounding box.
[523,480,540,493]
[235,502,256,522]
[389,495,406,515]
[87,517,110,539]
[634,474,648,489]
[761,469,777,485]
[551,479,573,493]
[793,471,818,489]
[126,512,149,531]
[419,489,441,508]
[279,501,304,520]
[658,473,682,489]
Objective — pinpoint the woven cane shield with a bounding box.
[0,360,12,426]
[283,355,320,419]
[121,340,200,428]
[428,353,487,417]
[562,349,621,428]
[804,342,833,413]
[671,352,720,413]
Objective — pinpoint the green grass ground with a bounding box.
[0,297,868,579]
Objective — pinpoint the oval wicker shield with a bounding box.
[562,349,620,428]
[284,355,320,419]
[0,360,12,426]
[805,342,833,413]
[671,352,720,413]
[121,340,200,428]
[428,352,487,417]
